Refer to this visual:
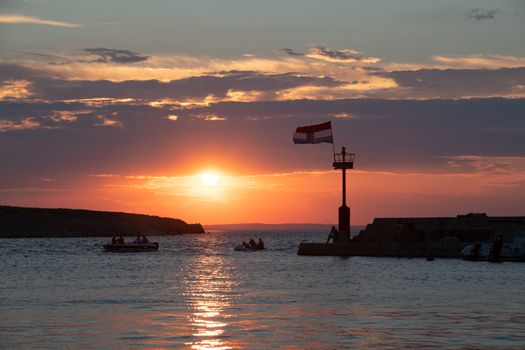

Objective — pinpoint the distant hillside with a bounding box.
[0,205,204,238]
[206,223,366,233]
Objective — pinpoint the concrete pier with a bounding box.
[298,213,525,258]
[298,241,465,258]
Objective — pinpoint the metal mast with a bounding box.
[333,147,355,241]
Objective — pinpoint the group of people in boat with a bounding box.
[110,235,150,245]
[242,238,264,250]
[111,236,125,244]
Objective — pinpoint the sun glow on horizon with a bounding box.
[200,171,220,187]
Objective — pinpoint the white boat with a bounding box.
[461,236,525,262]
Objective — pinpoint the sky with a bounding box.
[1,0,525,225]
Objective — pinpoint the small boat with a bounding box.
[461,237,525,262]
[234,244,264,252]
[103,242,159,252]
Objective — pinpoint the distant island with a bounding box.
[206,223,366,232]
[0,205,204,238]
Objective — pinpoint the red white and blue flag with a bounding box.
[293,121,333,144]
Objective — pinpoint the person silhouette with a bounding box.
[327,226,338,243]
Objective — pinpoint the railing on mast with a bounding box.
[333,147,355,169]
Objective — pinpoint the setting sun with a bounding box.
[200,172,219,186]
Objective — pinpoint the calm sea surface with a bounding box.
[2,230,525,349]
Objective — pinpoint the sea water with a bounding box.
[1,231,525,349]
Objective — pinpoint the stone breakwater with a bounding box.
[298,213,525,257]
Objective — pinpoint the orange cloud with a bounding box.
[431,55,525,69]
[0,117,41,132]
[0,80,32,100]
[3,50,525,104]
[0,13,80,27]
[276,77,398,100]
[8,52,376,83]
[194,114,227,121]
[94,115,122,127]
[59,161,525,225]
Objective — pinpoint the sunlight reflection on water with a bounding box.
[183,254,236,349]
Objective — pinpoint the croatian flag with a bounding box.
[293,121,333,144]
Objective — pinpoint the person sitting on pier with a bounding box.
[111,236,117,244]
[471,241,482,261]
[242,241,249,248]
[133,235,142,244]
[249,238,256,249]
[326,226,338,243]
[141,235,150,244]
[490,235,503,262]
[257,238,264,250]
[117,236,125,244]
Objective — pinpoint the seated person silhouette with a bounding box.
[326,226,338,243]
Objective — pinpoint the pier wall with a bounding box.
[354,214,525,244]
[297,242,465,258]
[298,213,525,258]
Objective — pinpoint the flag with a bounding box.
[293,121,333,144]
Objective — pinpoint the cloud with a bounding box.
[17,70,344,102]
[5,53,350,82]
[278,48,304,56]
[439,155,525,175]
[93,115,122,127]
[280,46,381,64]
[193,113,226,121]
[468,8,500,20]
[0,48,386,89]
[0,101,125,132]
[0,80,32,100]
[0,13,80,27]
[3,49,525,104]
[305,46,380,64]
[0,117,41,132]
[376,67,525,99]
[18,48,382,84]
[0,63,42,80]
[431,55,525,69]
[82,48,149,64]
